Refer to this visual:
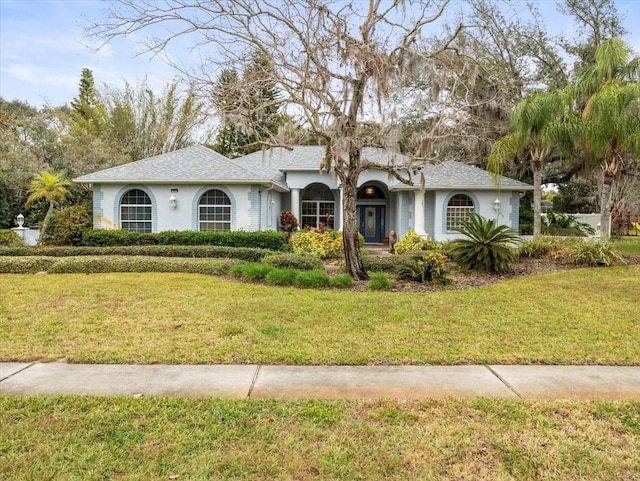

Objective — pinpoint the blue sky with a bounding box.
[1,0,639,108]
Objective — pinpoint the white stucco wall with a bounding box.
[94,183,281,232]
[91,182,522,241]
[429,190,517,241]
[285,171,339,190]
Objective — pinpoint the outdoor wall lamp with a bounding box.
[169,194,177,210]
[16,213,24,227]
[493,198,501,213]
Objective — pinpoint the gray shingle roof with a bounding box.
[73,144,532,191]
[73,145,287,189]
[410,161,532,190]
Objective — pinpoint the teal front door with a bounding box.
[358,205,385,243]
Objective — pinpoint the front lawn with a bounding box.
[1,265,638,365]
[2,396,638,480]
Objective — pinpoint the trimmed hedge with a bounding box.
[81,229,289,251]
[0,256,236,275]
[361,255,405,272]
[81,230,159,246]
[0,257,57,273]
[262,252,324,271]
[0,245,277,262]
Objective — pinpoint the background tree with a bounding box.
[558,0,627,70]
[101,80,207,162]
[211,53,285,158]
[25,171,70,243]
[0,99,63,228]
[552,178,599,213]
[395,0,568,167]
[211,68,246,157]
[568,38,640,238]
[91,0,465,279]
[487,90,568,236]
[70,68,106,136]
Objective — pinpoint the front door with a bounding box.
[358,205,385,243]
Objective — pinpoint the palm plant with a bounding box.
[487,90,568,237]
[568,38,640,239]
[449,213,520,274]
[26,171,70,244]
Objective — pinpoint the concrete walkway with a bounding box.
[2,363,639,400]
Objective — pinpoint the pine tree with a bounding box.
[70,68,105,136]
[212,52,284,157]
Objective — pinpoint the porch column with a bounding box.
[291,188,300,226]
[337,187,344,231]
[413,191,428,237]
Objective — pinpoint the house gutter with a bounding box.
[259,184,276,231]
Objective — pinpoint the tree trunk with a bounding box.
[38,201,55,244]
[532,161,542,237]
[342,175,368,280]
[600,173,613,240]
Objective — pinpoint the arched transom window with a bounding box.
[446,194,475,231]
[120,189,152,233]
[199,189,231,231]
[301,183,335,229]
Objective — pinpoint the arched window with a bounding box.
[446,194,474,231]
[199,189,231,231]
[301,183,335,229]
[120,189,152,233]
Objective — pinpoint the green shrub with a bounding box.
[542,212,595,236]
[294,270,331,288]
[330,273,354,289]
[394,251,448,283]
[568,241,622,267]
[156,230,288,250]
[449,213,520,274]
[0,256,57,273]
[393,229,442,254]
[0,245,276,262]
[81,230,159,246]
[368,272,392,290]
[229,262,275,280]
[0,230,24,247]
[265,268,299,286]
[81,229,289,251]
[0,256,236,275]
[518,236,566,259]
[43,204,92,246]
[262,252,324,271]
[361,255,405,272]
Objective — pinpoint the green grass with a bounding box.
[1,396,638,480]
[1,266,639,365]
[613,237,640,259]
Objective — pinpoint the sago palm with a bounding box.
[449,213,520,274]
[487,89,568,237]
[26,171,70,244]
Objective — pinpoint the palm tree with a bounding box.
[569,38,640,239]
[487,90,568,237]
[26,171,70,244]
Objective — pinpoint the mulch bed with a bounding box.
[344,257,581,293]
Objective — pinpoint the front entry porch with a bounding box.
[358,205,386,244]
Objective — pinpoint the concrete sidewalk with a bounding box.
[2,363,639,400]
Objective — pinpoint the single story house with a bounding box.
[73,145,533,243]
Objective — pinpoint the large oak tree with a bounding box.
[90,0,462,279]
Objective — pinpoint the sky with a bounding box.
[1,0,639,109]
